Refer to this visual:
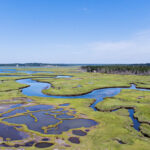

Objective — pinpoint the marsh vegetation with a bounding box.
[0,66,149,149]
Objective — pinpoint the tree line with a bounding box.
[81,65,150,75]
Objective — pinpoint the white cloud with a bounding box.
[86,30,150,63]
[89,41,135,51]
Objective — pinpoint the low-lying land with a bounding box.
[0,67,149,150]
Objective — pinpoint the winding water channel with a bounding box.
[16,77,150,131]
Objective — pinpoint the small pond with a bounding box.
[0,123,28,141]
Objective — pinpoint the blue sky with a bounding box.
[0,0,150,64]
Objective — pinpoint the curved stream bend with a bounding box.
[17,78,150,131]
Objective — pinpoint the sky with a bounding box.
[0,0,150,64]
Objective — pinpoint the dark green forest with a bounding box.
[82,65,150,75]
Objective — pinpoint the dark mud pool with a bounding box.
[35,142,54,148]
[68,137,80,144]
[72,130,87,136]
